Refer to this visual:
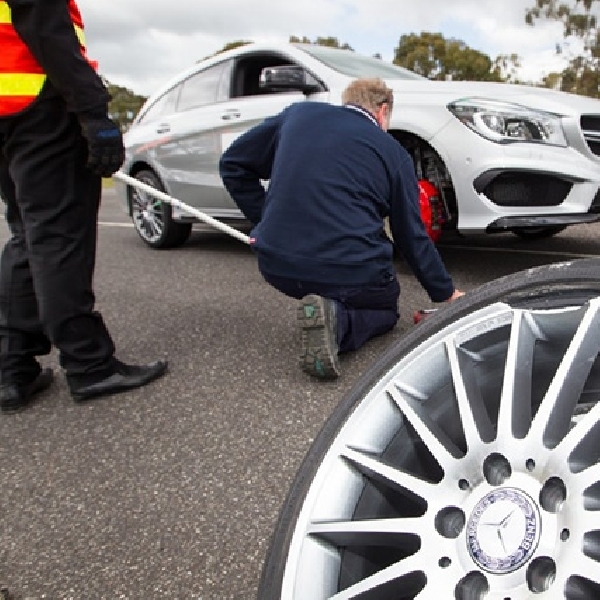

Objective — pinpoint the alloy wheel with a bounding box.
[277,298,600,599]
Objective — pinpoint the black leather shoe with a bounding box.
[69,359,168,402]
[0,368,54,414]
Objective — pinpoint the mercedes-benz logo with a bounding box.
[467,488,540,574]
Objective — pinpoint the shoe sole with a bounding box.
[298,295,340,380]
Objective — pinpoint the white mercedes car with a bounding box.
[114,42,600,248]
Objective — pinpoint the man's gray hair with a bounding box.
[341,78,394,114]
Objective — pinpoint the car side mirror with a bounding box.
[259,65,323,94]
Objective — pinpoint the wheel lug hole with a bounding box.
[540,477,567,513]
[527,556,556,593]
[435,506,465,539]
[458,478,470,491]
[526,458,536,472]
[483,453,512,486]
[560,528,570,542]
[455,571,489,599]
[439,556,451,568]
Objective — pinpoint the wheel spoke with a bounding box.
[555,401,600,470]
[530,299,600,449]
[446,338,495,447]
[568,555,600,586]
[341,447,439,502]
[307,516,426,547]
[387,382,463,473]
[149,217,162,238]
[329,554,425,600]
[498,310,541,439]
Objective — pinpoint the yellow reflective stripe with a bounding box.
[74,24,86,47]
[0,2,11,24]
[0,73,46,96]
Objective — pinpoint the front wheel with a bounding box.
[258,258,600,599]
[129,169,192,249]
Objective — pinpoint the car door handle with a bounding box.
[156,124,171,134]
[221,110,241,120]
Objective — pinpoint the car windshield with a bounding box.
[295,44,426,80]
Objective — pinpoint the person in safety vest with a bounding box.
[0,0,167,412]
[220,78,464,380]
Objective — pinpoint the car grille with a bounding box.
[589,188,600,213]
[580,115,600,156]
[479,171,571,207]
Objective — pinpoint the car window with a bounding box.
[177,61,229,111]
[295,44,425,80]
[136,86,180,123]
[231,53,310,98]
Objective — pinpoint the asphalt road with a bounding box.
[1,189,599,599]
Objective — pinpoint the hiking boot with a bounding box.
[298,294,340,380]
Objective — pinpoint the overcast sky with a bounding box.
[77,0,575,97]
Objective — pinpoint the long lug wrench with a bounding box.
[113,171,251,245]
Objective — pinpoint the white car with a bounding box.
[114,42,600,248]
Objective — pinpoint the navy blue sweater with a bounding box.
[219,101,454,302]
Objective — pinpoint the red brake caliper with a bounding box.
[418,179,444,243]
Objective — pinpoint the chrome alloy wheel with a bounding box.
[131,174,165,244]
[278,298,600,599]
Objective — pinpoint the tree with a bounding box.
[526,0,600,97]
[289,35,354,50]
[103,79,147,131]
[393,32,505,81]
[200,40,252,62]
[494,54,523,83]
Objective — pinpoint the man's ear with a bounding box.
[375,103,389,130]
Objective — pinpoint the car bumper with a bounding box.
[487,212,600,232]
[433,119,600,233]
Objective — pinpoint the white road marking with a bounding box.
[95,220,599,259]
[98,221,133,227]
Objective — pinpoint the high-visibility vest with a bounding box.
[0,0,96,117]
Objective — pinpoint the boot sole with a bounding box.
[298,295,340,380]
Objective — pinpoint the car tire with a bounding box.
[129,169,192,249]
[258,258,600,599]
[511,225,567,240]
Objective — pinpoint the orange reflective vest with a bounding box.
[0,0,95,116]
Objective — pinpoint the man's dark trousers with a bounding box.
[0,96,115,386]
[262,271,400,352]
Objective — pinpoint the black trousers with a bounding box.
[0,97,115,385]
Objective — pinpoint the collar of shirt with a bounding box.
[344,104,380,128]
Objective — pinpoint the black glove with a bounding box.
[79,114,125,177]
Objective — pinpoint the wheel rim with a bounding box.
[281,299,600,599]
[131,175,165,243]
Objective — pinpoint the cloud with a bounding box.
[76,0,578,95]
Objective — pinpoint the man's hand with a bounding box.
[79,114,125,177]
[446,289,465,302]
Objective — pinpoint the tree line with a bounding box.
[107,0,600,131]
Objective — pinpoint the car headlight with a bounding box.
[447,98,567,146]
